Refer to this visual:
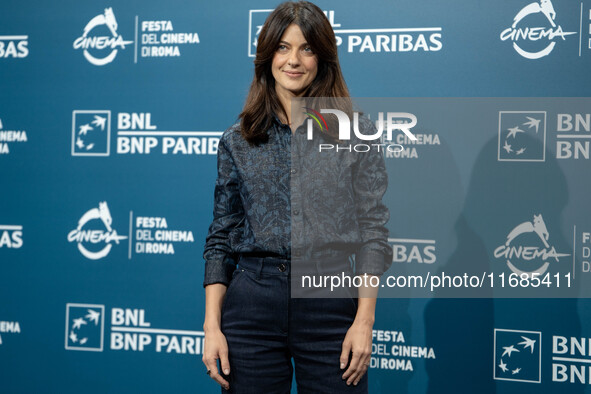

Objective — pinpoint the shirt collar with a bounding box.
[272,113,289,129]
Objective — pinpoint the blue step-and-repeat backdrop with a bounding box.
[1,0,590,393]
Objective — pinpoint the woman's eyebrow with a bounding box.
[279,40,310,46]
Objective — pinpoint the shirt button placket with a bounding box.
[291,130,303,260]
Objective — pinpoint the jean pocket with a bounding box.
[222,269,247,312]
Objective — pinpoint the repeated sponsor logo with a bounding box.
[67,202,127,260]
[66,201,194,260]
[500,0,576,59]
[72,110,220,156]
[65,304,105,351]
[0,35,28,59]
[72,111,111,156]
[494,328,542,383]
[140,20,199,58]
[74,7,200,66]
[553,334,591,384]
[498,111,591,161]
[389,237,437,264]
[131,214,194,257]
[0,320,21,346]
[498,112,546,162]
[0,117,28,155]
[371,329,436,371]
[249,9,442,56]
[0,224,23,249]
[65,303,203,355]
[73,8,133,65]
[556,113,591,160]
[495,327,591,385]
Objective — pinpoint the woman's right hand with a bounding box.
[202,327,231,391]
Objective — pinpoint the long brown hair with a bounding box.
[239,0,351,144]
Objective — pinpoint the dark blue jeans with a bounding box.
[220,255,368,394]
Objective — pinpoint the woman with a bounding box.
[202,1,392,392]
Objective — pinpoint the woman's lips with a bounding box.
[284,71,303,77]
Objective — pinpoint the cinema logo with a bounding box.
[500,0,576,59]
[248,9,442,56]
[72,110,220,156]
[371,329,436,372]
[74,7,200,65]
[0,225,23,249]
[67,202,127,260]
[494,214,569,276]
[0,35,28,59]
[304,109,416,153]
[73,8,133,66]
[389,237,436,264]
[65,303,203,355]
[0,117,28,155]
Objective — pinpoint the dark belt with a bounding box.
[236,253,353,277]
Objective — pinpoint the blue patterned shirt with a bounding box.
[203,114,392,287]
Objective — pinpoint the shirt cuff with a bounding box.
[354,247,391,277]
[203,254,237,287]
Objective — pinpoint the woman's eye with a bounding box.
[302,46,314,55]
[278,45,287,51]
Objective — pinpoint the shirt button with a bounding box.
[278,263,287,272]
[294,250,301,258]
[293,209,300,215]
[290,168,297,174]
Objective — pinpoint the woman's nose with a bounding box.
[287,50,300,66]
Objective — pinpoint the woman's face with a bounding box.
[272,24,318,98]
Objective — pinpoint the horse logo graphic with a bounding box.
[84,8,119,38]
[505,214,549,249]
[513,0,556,28]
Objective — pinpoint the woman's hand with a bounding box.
[340,317,374,386]
[203,283,230,390]
[202,327,231,391]
[340,282,378,387]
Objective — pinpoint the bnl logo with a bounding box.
[248,9,273,57]
[71,110,111,156]
[65,303,105,351]
[494,328,542,383]
[498,111,546,162]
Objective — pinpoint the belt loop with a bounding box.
[255,258,264,280]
